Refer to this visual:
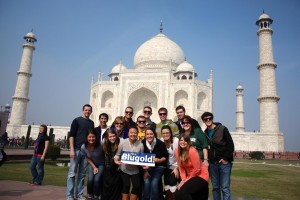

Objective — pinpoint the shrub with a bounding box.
[47,145,61,161]
[249,151,265,160]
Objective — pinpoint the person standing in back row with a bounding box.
[175,105,200,133]
[201,112,234,200]
[67,104,95,200]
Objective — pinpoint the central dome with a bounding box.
[134,33,185,70]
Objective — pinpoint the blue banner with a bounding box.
[121,151,156,167]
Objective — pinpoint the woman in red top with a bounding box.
[175,133,209,200]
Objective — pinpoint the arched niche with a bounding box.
[197,92,207,110]
[101,90,114,108]
[128,87,158,121]
[174,90,188,108]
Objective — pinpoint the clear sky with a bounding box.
[0,1,299,151]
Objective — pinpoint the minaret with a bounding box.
[9,31,37,126]
[256,13,280,133]
[235,84,245,132]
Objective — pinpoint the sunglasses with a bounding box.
[159,113,167,116]
[144,110,151,114]
[125,111,133,114]
[203,117,212,122]
[115,123,124,125]
[182,121,191,125]
[138,121,146,123]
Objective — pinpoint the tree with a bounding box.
[24,125,31,149]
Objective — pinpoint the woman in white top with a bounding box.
[114,126,144,200]
[160,125,180,200]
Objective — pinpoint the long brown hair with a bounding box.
[177,133,192,166]
[103,128,120,155]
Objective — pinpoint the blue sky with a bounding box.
[0,1,299,151]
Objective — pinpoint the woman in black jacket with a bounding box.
[142,128,168,200]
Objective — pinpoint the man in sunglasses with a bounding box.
[111,106,137,130]
[143,106,156,131]
[136,115,147,141]
[175,105,201,133]
[201,112,234,200]
[155,107,179,138]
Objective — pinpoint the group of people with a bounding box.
[29,103,235,200]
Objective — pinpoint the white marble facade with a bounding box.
[90,29,213,126]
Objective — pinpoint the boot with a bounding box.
[129,194,137,200]
[122,193,129,200]
[165,189,175,200]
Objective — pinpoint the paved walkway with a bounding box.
[0,180,68,200]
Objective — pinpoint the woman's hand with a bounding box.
[203,159,209,167]
[143,170,150,180]
[93,167,99,175]
[219,159,228,164]
[177,180,185,190]
[114,160,122,166]
[172,168,179,179]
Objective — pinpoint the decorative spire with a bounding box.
[263,9,265,13]
[160,20,163,33]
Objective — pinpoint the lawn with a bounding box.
[0,158,299,199]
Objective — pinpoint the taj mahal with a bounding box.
[5,12,284,152]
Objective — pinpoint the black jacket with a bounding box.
[204,123,234,162]
[142,138,168,168]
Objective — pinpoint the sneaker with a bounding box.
[77,196,86,200]
[87,194,93,199]
[66,197,74,200]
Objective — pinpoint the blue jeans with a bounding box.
[30,155,44,185]
[87,164,104,196]
[66,150,87,198]
[143,167,165,200]
[209,162,233,200]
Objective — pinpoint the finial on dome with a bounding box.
[263,9,265,14]
[160,20,163,33]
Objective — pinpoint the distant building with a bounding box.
[0,104,10,135]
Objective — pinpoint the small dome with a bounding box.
[111,63,127,73]
[24,32,37,40]
[256,12,273,25]
[134,33,185,69]
[236,84,243,90]
[258,13,270,20]
[176,60,194,72]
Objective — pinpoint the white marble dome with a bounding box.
[258,13,270,20]
[236,84,243,90]
[134,33,185,69]
[24,32,37,40]
[176,60,194,72]
[111,63,127,73]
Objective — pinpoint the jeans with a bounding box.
[143,167,165,200]
[209,161,233,200]
[87,164,104,196]
[66,150,87,198]
[30,155,44,185]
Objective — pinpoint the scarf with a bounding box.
[146,138,156,153]
[34,133,44,155]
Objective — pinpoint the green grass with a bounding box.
[1,158,300,199]
[230,159,300,200]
